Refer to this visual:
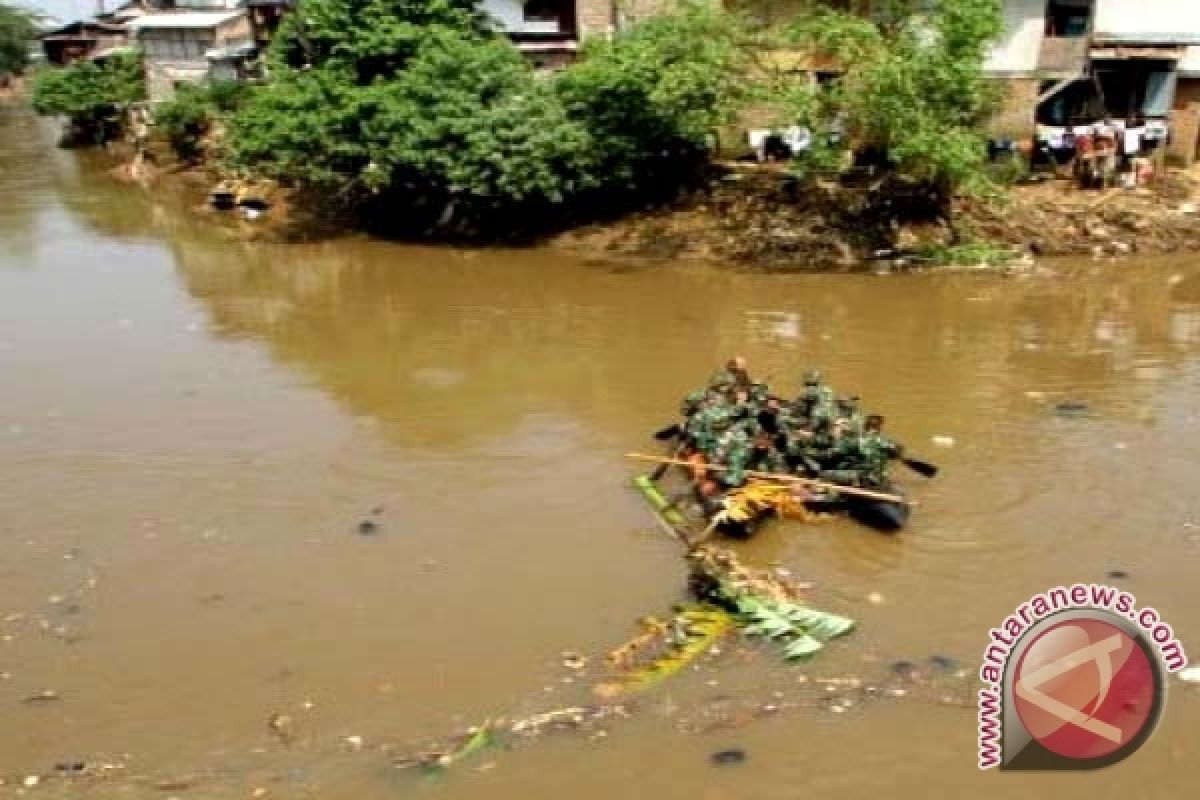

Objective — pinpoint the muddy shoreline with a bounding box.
[97,130,1200,270]
[551,164,1200,271]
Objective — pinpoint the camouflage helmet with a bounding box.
[836,395,859,412]
[708,408,733,430]
[802,368,822,387]
[737,418,762,438]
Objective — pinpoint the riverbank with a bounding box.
[99,126,1200,271]
[550,163,1200,271]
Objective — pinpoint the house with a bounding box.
[987,0,1200,160]
[38,20,130,65]
[244,0,295,51]
[127,7,256,102]
[481,0,663,68]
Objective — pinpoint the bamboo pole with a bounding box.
[624,453,915,506]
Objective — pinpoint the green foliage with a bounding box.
[0,2,38,77]
[557,4,750,189]
[596,607,733,695]
[204,79,251,112]
[780,0,1004,202]
[31,50,144,142]
[227,0,747,234]
[229,31,593,217]
[732,589,855,660]
[154,85,212,161]
[266,0,490,77]
[154,81,250,161]
[912,239,1016,267]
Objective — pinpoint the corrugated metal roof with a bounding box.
[128,11,244,31]
[89,44,137,61]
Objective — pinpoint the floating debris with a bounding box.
[1053,401,1090,417]
[928,655,959,672]
[1178,667,1200,684]
[709,748,747,766]
[267,712,294,745]
[356,519,378,535]
[394,722,494,772]
[155,778,194,791]
[395,707,629,773]
[22,689,59,704]
[1106,569,1129,580]
[560,651,588,671]
[931,435,955,448]
[595,607,732,697]
[688,546,854,661]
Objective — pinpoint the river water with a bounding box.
[2,103,1199,797]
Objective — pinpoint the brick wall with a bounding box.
[1169,103,1200,166]
[577,0,724,39]
[577,0,613,38]
[988,77,1039,140]
[1175,77,1200,109]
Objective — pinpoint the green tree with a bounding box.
[557,4,750,189]
[0,2,38,77]
[227,0,746,235]
[780,0,1004,202]
[153,80,249,161]
[31,50,145,143]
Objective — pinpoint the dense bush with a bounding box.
[555,5,749,191]
[226,0,745,234]
[31,50,145,143]
[780,0,1004,204]
[154,80,249,161]
[0,2,37,78]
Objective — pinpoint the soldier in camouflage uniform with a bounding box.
[792,369,835,430]
[708,356,753,392]
[685,404,731,459]
[713,419,754,487]
[835,395,863,437]
[822,414,896,488]
[679,388,709,418]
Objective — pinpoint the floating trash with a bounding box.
[709,748,747,766]
[1178,667,1200,684]
[560,652,588,671]
[1053,401,1089,417]
[22,689,59,704]
[931,435,955,448]
[928,655,958,672]
[267,712,294,744]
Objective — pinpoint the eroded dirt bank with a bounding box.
[551,165,1200,270]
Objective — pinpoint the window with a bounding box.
[1045,0,1092,38]
[144,30,213,61]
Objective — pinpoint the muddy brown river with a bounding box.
[3,103,1199,797]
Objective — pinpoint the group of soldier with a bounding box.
[678,356,903,495]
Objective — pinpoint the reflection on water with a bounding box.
[3,104,1200,799]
